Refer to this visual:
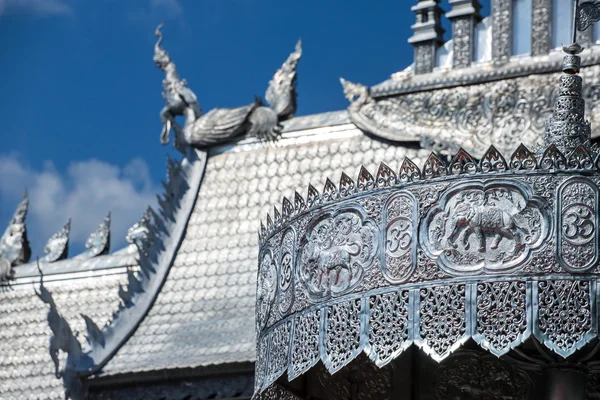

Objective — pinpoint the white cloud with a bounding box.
[130,0,183,23]
[0,0,72,17]
[0,154,159,257]
[150,0,182,19]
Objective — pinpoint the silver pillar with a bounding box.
[447,0,482,68]
[491,0,512,64]
[409,0,445,74]
[532,0,551,56]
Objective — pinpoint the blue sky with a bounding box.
[0,0,491,256]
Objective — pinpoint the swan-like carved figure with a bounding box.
[156,24,302,148]
[154,22,202,146]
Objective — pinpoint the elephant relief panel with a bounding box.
[382,192,417,283]
[257,247,277,332]
[557,178,598,272]
[421,181,549,275]
[298,207,379,301]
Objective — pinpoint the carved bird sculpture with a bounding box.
[158,33,302,149]
[154,22,202,146]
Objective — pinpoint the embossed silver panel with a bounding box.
[557,178,599,272]
[298,207,378,301]
[421,180,549,275]
[278,228,296,315]
[382,192,417,283]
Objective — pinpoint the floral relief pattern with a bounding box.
[324,299,362,373]
[290,309,321,380]
[348,65,600,159]
[265,321,291,387]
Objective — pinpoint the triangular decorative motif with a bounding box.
[399,158,421,182]
[567,145,594,170]
[294,191,306,213]
[449,148,477,175]
[540,144,567,170]
[357,166,375,191]
[282,197,294,219]
[376,162,397,187]
[339,172,356,197]
[422,152,447,179]
[480,145,508,172]
[306,184,321,208]
[322,178,338,202]
[510,144,537,170]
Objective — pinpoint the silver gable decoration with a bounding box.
[63,147,208,381]
[156,24,301,149]
[342,67,600,158]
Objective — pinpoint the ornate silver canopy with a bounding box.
[254,12,600,399]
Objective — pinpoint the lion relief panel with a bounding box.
[421,180,550,275]
[298,206,379,301]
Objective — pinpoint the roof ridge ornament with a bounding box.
[74,213,111,259]
[0,190,31,276]
[577,1,600,32]
[40,219,71,263]
[155,22,202,148]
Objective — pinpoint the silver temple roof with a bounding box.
[0,267,127,400]
[100,113,430,376]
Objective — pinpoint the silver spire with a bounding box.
[542,1,592,154]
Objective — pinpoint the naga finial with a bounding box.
[154,22,202,148]
[340,78,370,106]
[74,213,111,259]
[0,190,31,269]
[153,21,170,69]
[265,38,302,120]
[40,219,71,263]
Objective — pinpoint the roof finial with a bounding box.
[541,0,592,154]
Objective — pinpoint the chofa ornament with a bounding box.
[155,23,302,150]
